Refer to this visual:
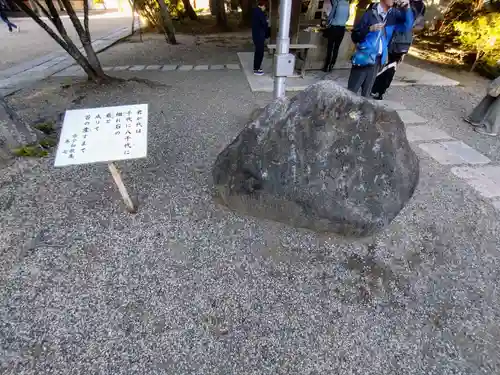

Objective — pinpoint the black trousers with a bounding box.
[323,26,346,71]
[371,52,405,96]
[347,57,382,97]
[253,39,265,71]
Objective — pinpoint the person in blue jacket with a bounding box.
[347,0,414,97]
[252,0,270,76]
[322,0,351,72]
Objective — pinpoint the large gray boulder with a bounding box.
[212,81,419,237]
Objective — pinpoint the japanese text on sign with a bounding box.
[54,104,148,167]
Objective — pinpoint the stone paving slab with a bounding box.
[178,65,194,71]
[226,64,241,70]
[129,65,146,71]
[162,65,178,71]
[146,65,162,70]
[210,64,225,70]
[419,141,491,165]
[194,65,209,71]
[396,110,427,125]
[451,166,500,199]
[113,66,130,71]
[405,125,455,142]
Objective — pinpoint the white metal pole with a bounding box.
[273,0,293,98]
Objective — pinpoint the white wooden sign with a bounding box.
[54,104,148,213]
[54,104,148,167]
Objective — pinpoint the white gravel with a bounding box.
[0,71,499,375]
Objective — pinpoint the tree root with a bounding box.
[125,77,170,89]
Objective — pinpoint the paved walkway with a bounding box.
[237,52,460,92]
[0,15,136,96]
[0,13,133,71]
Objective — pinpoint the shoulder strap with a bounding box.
[372,6,383,23]
[372,7,387,39]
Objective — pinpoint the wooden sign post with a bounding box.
[54,104,148,213]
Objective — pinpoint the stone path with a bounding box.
[53,63,242,76]
[383,99,500,213]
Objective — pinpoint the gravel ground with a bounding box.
[1,71,499,375]
[97,33,254,67]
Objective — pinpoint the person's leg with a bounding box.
[347,66,369,95]
[375,53,403,97]
[328,26,346,70]
[255,40,265,71]
[466,95,496,125]
[479,96,500,135]
[361,58,381,97]
[323,28,335,72]
[1,12,16,32]
[371,54,398,97]
[253,39,265,71]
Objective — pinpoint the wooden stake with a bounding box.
[108,162,137,213]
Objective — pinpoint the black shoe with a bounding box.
[371,92,383,100]
[322,66,329,73]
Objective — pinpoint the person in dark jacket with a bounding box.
[370,0,425,100]
[0,8,17,32]
[347,0,413,97]
[252,0,270,76]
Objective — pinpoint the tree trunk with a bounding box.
[305,0,319,20]
[473,0,484,12]
[157,0,177,44]
[27,0,40,15]
[0,97,40,162]
[210,0,216,15]
[289,0,301,43]
[215,0,228,30]
[13,0,106,82]
[470,51,482,72]
[239,0,253,27]
[270,0,278,43]
[181,0,198,19]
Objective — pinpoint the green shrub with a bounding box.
[454,13,500,72]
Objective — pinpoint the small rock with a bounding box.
[212,81,419,237]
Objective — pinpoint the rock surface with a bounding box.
[212,81,420,236]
